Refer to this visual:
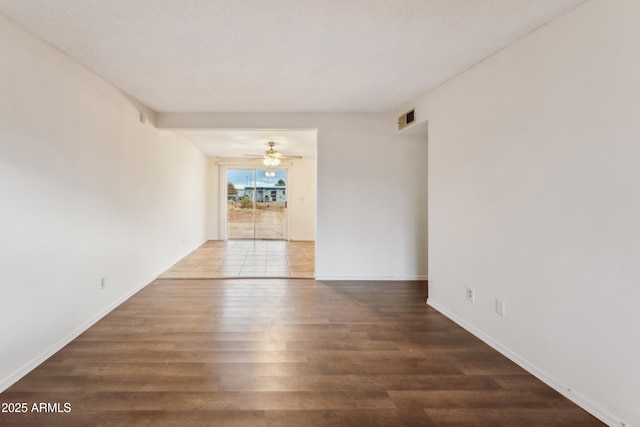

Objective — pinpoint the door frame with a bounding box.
[219,164,290,240]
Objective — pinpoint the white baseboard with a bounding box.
[315,275,428,281]
[0,273,157,393]
[0,240,206,394]
[426,298,625,427]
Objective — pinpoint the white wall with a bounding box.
[206,158,221,240]
[315,116,428,280]
[287,158,316,241]
[158,113,429,280]
[0,14,208,391]
[410,1,640,425]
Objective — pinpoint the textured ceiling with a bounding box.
[0,0,586,114]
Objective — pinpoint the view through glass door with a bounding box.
[227,169,287,239]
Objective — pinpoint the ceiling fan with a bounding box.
[244,141,302,166]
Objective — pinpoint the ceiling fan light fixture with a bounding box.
[263,157,280,166]
[246,141,301,164]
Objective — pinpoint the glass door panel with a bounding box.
[227,169,287,240]
[255,169,286,239]
[227,169,256,239]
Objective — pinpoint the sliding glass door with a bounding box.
[227,169,287,239]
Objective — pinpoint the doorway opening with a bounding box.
[227,168,288,240]
[158,129,317,279]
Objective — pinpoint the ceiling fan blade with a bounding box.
[243,141,303,160]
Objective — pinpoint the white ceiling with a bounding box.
[0,0,586,114]
[0,0,586,159]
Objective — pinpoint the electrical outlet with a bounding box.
[100,277,106,290]
[466,286,475,302]
[495,298,506,316]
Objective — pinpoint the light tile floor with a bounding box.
[159,240,315,279]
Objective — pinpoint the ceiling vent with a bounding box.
[397,109,415,131]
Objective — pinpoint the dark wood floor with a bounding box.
[0,279,602,426]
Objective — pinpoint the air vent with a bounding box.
[397,109,415,130]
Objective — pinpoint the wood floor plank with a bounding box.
[219,374,501,392]
[0,279,603,426]
[424,408,605,427]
